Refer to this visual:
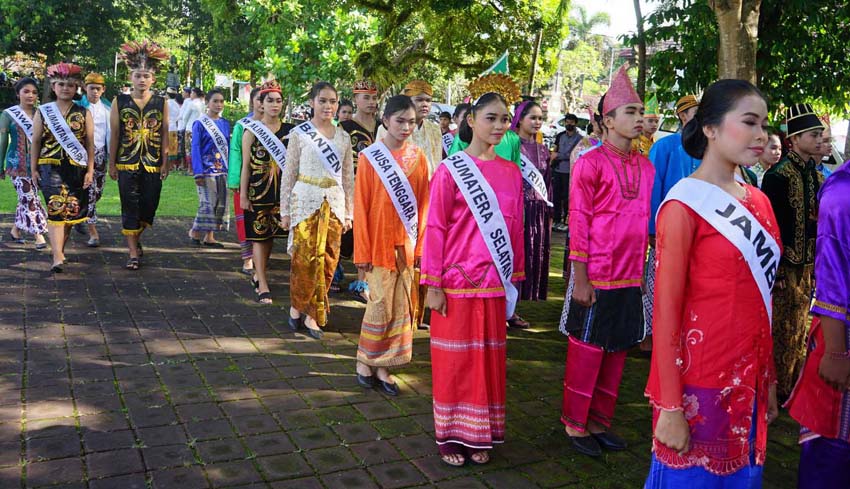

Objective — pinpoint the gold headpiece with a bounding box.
[259,80,281,95]
[402,80,433,97]
[468,74,521,105]
[84,72,106,86]
[119,40,169,73]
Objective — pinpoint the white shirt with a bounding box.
[88,101,110,150]
[167,99,181,131]
[180,98,203,133]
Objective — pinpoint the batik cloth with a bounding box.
[356,260,415,367]
[431,296,507,449]
[192,175,227,232]
[167,131,180,162]
[37,104,90,226]
[86,146,107,224]
[12,177,47,235]
[772,262,813,399]
[289,200,343,327]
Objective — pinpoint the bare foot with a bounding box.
[441,453,465,466]
[469,451,490,464]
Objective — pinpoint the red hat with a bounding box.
[353,79,378,94]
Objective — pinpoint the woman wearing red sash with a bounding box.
[421,92,524,467]
[353,95,430,396]
[645,80,780,487]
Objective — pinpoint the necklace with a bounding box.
[602,141,641,200]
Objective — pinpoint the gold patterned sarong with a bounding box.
[357,249,415,367]
[290,200,342,326]
[773,262,813,399]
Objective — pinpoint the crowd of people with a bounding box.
[1,39,849,488]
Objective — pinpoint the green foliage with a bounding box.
[222,100,249,124]
[632,0,850,113]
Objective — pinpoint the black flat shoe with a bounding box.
[567,434,602,457]
[592,431,627,451]
[377,379,399,396]
[356,373,376,389]
[51,263,64,273]
[287,316,301,332]
[202,241,224,248]
[305,326,323,340]
[189,238,201,246]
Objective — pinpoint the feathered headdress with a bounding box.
[468,74,521,105]
[46,63,83,82]
[119,40,169,73]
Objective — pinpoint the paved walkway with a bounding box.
[0,216,800,488]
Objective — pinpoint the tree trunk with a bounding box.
[633,0,647,100]
[528,29,543,95]
[709,0,762,84]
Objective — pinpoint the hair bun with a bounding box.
[681,118,707,160]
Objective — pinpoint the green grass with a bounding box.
[0,172,200,217]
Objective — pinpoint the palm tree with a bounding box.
[569,5,611,45]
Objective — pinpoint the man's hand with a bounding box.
[109,165,118,181]
[572,278,596,307]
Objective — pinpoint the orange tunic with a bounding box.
[354,141,430,271]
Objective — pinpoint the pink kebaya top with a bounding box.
[420,153,525,297]
[568,142,655,289]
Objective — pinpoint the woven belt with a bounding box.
[297,174,337,188]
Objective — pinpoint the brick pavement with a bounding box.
[0,216,801,488]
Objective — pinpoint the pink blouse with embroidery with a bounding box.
[645,185,781,475]
[420,153,525,297]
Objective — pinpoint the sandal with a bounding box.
[257,291,272,304]
[466,448,490,465]
[125,257,140,271]
[8,230,25,244]
[438,444,466,467]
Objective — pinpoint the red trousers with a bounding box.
[232,191,252,260]
[561,336,627,432]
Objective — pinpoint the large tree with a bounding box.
[634,0,850,113]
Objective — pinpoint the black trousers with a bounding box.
[553,172,570,223]
[118,170,163,234]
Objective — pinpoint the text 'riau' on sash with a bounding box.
[519,152,553,207]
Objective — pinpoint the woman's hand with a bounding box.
[280,215,290,229]
[818,353,850,392]
[426,288,447,317]
[343,218,352,233]
[109,165,118,181]
[572,278,596,307]
[767,384,779,425]
[654,409,690,456]
[83,170,94,189]
[241,194,253,213]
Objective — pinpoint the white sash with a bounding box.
[519,152,553,207]
[198,115,229,161]
[661,178,780,322]
[242,119,287,171]
[362,141,419,246]
[441,132,454,154]
[292,121,342,185]
[441,151,518,317]
[5,105,34,143]
[39,102,87,167]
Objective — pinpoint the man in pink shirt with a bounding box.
[559,66,655,457]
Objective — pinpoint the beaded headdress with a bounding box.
[119,40,169,73]
[353,79,378,94]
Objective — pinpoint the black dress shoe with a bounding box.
[377,379,399,396]
[287,316,301,332]
[592,431,627,451]
[356,373,376,389]
[305,326,323,340]
[567,434,602,457]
